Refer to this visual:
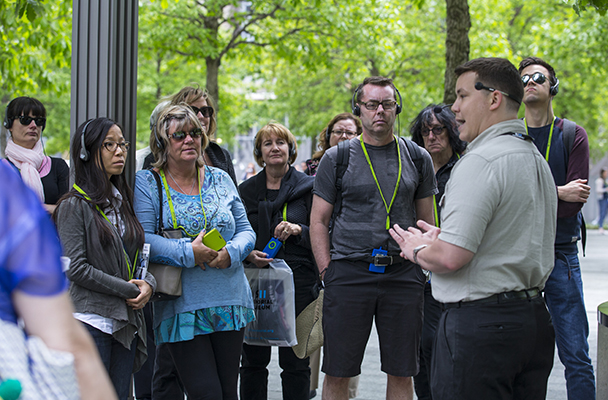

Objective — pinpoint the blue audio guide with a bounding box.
[263,238,282,259]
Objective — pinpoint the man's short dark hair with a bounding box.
[355,76,398,103]
[455,57,524,112]
[518,56,558,87]
[410,104,466,155]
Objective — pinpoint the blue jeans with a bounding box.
[84,323,138,400]
[599,198,608,228]
[544,252,596,400]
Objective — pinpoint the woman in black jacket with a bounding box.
[239,122,317,400]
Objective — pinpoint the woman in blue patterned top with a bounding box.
[134,104,255,399]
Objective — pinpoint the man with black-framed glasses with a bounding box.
[310,76,437,400]
[519,56,595,400]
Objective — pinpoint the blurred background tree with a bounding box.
[1,0,607,160]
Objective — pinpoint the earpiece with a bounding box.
[351,85,403,116]
[550,78,560,96]
[79,119,94,161]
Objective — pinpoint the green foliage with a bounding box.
[1,0,607,163]
[0,0,71,95]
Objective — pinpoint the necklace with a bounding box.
[167,169,197,195]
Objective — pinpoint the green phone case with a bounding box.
[203,228,227,251]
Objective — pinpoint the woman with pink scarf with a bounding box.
[3,97,69,213]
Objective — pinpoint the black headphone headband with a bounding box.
[351,84,403,117]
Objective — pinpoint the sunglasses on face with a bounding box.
[521,72,547,86]
[16,115,46,127]
[421,126,445,137]
[169,128,203,141]
[102,141,130,152]
[189,105,214,118]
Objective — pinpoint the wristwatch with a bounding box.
[412,244,428,265]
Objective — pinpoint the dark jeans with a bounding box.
[84,323,138,400]
[240,265,316,400]
[413,281,442,400]
[158,330,244,400]
[545,252,596,399]
[431,295,554,400]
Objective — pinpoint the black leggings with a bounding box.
[162,329,245,400]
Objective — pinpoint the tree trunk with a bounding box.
[444,0,471,105]
[206,56,221,112]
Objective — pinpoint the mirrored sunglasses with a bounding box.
[170,129,203,141]
[521,72,547,86]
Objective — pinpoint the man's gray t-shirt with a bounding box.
[313,137,437,261]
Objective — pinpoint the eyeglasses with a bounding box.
[103,141,130,152]
[16,115,46,127]
[421,126,445,137]
[521,72,547,86]
[189,105,214,118]
[331,130,357,138]
[359,100,398,111]
[170,128,203,141]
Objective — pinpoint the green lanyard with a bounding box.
[432,153,460,227]
[524,117,555,162]
[360,135,402,230]
[159,168,207,235]
[73,184,138,280]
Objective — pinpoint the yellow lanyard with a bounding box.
[282,203,288,245]
[525,117,555,162]
[73,184,138,280]
[159,169,207,236]
[360,135,402,230]
[432,153,460,227]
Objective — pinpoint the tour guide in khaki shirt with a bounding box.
[390,57,558,400]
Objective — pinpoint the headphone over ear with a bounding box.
[79,119,94,161]
[3,103,12,130]
[351,85,403,117]
[550,78,560,96]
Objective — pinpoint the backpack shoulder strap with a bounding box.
[400,137,424,186]
[561,118,587,255]
[562,118,577,155]
[332,140,350,220]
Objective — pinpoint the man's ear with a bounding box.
[488,91,502,111]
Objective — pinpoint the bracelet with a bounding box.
[319,267,328,279]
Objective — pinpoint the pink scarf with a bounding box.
[5,138,50,202]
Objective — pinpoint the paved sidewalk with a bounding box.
[266,230,607,400]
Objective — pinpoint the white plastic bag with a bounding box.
[244,259,297,347]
